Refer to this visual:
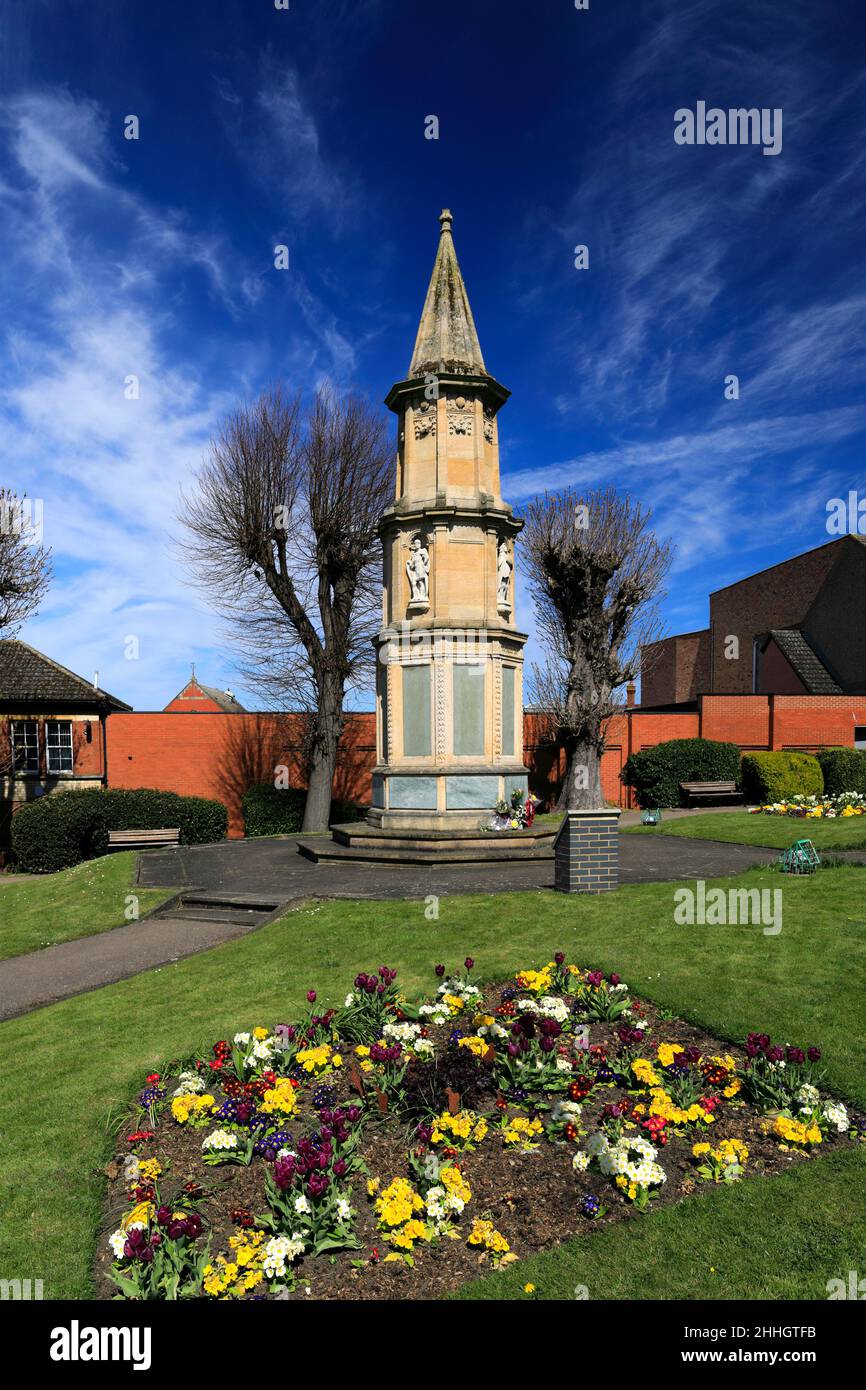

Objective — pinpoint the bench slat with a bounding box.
[107,828,181,849]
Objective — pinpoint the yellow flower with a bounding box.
[171,1093,215,1124]
[657,1042,684,1067]
[252,1027,269,1040]
[295,1044,333,1073]
[524,1283,536,1294]
[122,1201,154,1230]
[458,1036,487,1058]
[261,1078,298,1115]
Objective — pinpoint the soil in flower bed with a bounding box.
[94,975,862,1302]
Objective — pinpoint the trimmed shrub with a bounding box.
[740,752,824,804]
[11,788,227,873]
[242,785,306,838]
[242,785,365,836]
[621,737,741,809]
[816,747,866,796]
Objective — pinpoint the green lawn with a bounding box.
[457,1146,866,1300]
[1,866,863,1299]
[624,810,866,851]
[0,853,172,961]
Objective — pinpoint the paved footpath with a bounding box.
[0,832,786,1022]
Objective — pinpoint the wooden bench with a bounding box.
[107,829,181,851]
[679,781,742,805]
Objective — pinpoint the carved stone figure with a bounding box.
[497,539,512,608]
[413,400,436,439]
[407,534,430,604]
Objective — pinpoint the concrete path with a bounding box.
[135,831,778,899]
[0,833,783,1022]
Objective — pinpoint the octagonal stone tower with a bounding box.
[368,209,528,830]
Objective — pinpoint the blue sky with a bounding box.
[2,0,864,710]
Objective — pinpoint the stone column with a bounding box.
[554,808,622,893]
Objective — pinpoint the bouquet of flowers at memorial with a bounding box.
[485,788,541,831]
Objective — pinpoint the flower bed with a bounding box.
[97,958,864,1301]
[749,792,866,819]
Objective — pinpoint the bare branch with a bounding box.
[519,486,672,809]
[179,386,393,830]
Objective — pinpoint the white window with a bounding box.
[46,720,73,774]
[10,720,40,774]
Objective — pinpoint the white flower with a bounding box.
[552,1100,582,1123]
[538,996,570,1022]
[122,1155,141,1183]
[202,1128,238,1151]
[108,1228,127,1258]
[412,1038,435,1058]
[233,1032,251,1046]
[344,993,355,1007]
[172,1070,205,1097]
[336,1199,353,1220]
[262,1233,305,1277]
[555,1056,573,1072]
[586,1132,609,1157]
[293,1195,311,1215]
[822,1102,849,1133]
[796,1084,820,1108]
[572,1151,591,1172]
[383,1021,421,1043]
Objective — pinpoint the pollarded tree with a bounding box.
[181,387,392,832]
[0,488,52,636]
[520,486,671,810]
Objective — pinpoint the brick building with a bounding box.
[642,536,866,705]
[0,639,130,843]
[163,675,247,713]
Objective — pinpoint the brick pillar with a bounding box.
[554,808,621,894]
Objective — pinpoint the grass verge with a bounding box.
[0,866,863,1298]
[0,853,172,961]
[624,810,866,852]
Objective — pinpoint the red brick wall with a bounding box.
[700,695,770,748]
[1,715,106,779]
[107,711,376,836]
[770,695,866,750]
[641,631,711,705]
[104,696,866,833]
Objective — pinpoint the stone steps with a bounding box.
[298,825,555,865]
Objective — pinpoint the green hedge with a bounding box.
[740,752,824,804]
[621,738,741,808]
[242,784,365,836]
[242,785,307,837]
[11,788,227,873]
[816,747,866,796]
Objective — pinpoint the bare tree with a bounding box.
[520,486,671,810]
[181,386,393,832]
[0,489,52,636]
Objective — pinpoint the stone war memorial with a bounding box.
[319,210,558,864]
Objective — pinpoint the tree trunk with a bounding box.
[302,747,338,832]
[301,677,345,833]
[557,736,604,811]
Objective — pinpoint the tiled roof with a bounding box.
[197,684,247,713]
[0,640,131,709]
[768,629,843,694]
